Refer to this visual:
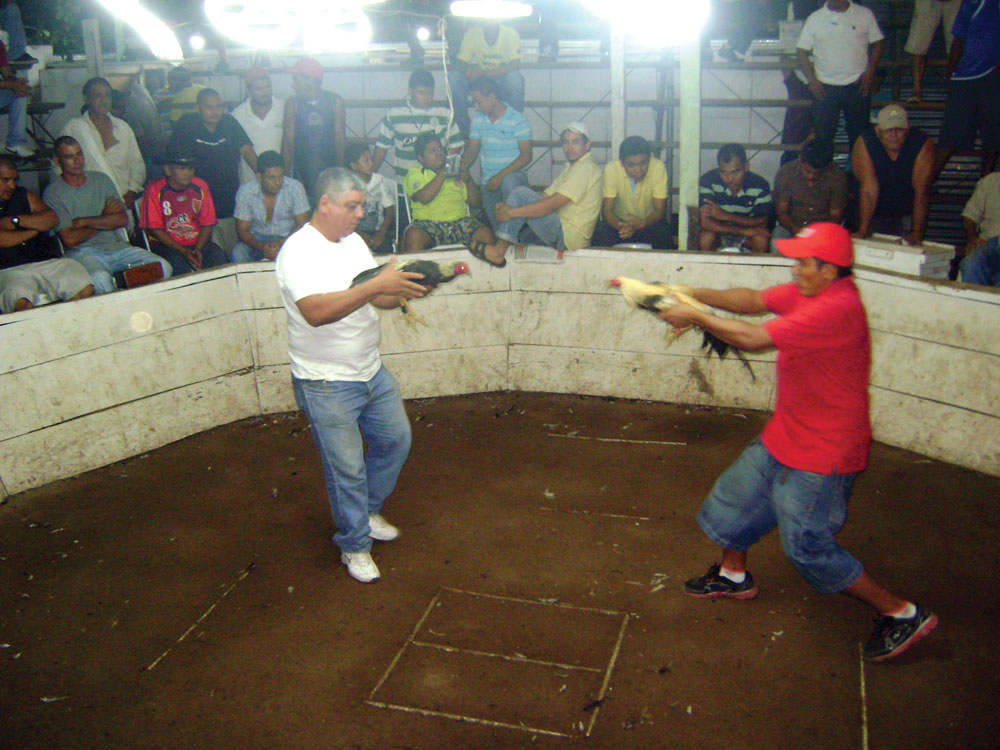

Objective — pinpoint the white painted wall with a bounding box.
[2,251,997,501]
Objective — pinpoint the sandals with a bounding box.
[469,240,506,268]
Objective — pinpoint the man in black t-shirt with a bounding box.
[0,157,93,313]
[169,88,257,252]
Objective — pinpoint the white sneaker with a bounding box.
[340,550,380,583]
[368,514,399,541]
[4,143,35,159]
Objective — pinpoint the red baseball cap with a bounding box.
[245,67,269,84]
[285,57,323,80]
[774,222,853,267]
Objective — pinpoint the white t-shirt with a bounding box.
[359,172,397,233]
[275,224,381,381]
[797,2,884,86]
[231,97,285,184]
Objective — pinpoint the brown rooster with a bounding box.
[351,259,470,326]
[609,276,754,378]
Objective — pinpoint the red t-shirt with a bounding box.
[140,176,216,247]
[0,42,8,67]
[760,278,872,474]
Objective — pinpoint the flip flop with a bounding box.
[905,95,923,103]
[469,240,506,268]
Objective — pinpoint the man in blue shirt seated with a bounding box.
[231,150,311,262]
[698,143,773,253]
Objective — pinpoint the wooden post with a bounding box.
[609,21,626,159]
[82,19,104,77]
[677,38,701,251]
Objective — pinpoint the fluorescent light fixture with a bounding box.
[204,0,371,51]
[95,0,182,59]
[204,0,301,50]
[300,4,372,53]
[580,0,709,46]
[449,1,533,19]
[189,33,206,51]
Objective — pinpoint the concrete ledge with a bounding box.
[2,249,997,498]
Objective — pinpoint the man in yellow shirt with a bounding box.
[402,133,506,258]
[450,21,525,135]
[591,135,673,249]
[489,122,603,265]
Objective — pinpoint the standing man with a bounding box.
[170,88,257,254]
[231,68,285,185]
[931,0,1000,180]
[492,122,602,264]
[0,37,33,159]
[231,150,310,262]
[275,167,430,583]
[450,21,525,136]
[698,143,773,253]
[772,139,847,246]
[851,103,934,245]
[140,144,228,275]
[0,156,93,313]
[461,76,533,231]
[372,69,464,180]
[282,57,346,203]
[659,222,938,662]
[797,0,884,151]
[43,137,171,294]
[61,77,146,211]
[591,135,672,249]
[903,0,961,103]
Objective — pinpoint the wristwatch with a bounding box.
[11,216,20,228]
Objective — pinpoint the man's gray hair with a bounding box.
[315,167,365,203]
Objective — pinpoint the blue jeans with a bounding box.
[960,236,1000,287]
[0,88,28,148]
[481,171,528,230]
[697,438,863,594]
[230,235,283,263]
[66,243,173,294]
[293,366,412,553]
[450,70,526,134]
[494,185,564,248]
[1,2,27,59]
[811,80,871,152]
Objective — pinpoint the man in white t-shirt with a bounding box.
[797,0,884,150]
[275,167,430,583]
[231,68,285,185]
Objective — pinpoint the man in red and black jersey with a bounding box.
[140,144,228,275]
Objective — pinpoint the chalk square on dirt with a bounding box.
[367,587,629,737]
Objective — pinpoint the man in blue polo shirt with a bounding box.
[698,143,772,253]
[932,0,1000,180]
[459,76,532,231]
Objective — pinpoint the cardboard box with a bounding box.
[853,234,955,278]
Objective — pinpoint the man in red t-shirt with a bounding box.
[140,144,228,275]
[659,223,937,662]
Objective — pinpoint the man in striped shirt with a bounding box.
[372,69,464,180]
[698,143,772,253]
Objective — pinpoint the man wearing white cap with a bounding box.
[851,103,934,246]
[488,122,602,265]
[659,222,938,662]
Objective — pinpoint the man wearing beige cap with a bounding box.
[851,103,934,246]
[281,57,345,203]
[489,122,602,265]
[232,68,284,184]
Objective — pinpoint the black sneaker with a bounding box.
[863,604,938,661]
[683,563,758,599]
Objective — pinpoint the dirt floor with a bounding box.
[2,392,999,749]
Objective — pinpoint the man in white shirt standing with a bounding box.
[275,167,430,583]
[797,0,884,151]
[231,68,284,185]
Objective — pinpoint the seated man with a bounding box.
[347,144,396,255]
[232,150,310,262]
[43,136,171,294]
[449,21,525,136]
[140,144,228,275]
[772,139,847,247]
[958,170,1000,287]
[492,122,603,264]
[460,76,532,231]
[698,143,772,253]
[852,103,934,245]
[591,135,672,249]
[0,156,93,313]
[402,133,505,258]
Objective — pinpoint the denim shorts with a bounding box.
[697,438,864,594]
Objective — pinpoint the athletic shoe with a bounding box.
[368,514,399,542]
[683,562,758,599]
[340,550,380,583]
[863,604,938,661]
[4,143,35,159]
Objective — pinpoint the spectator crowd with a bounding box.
[2,4,999,312]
